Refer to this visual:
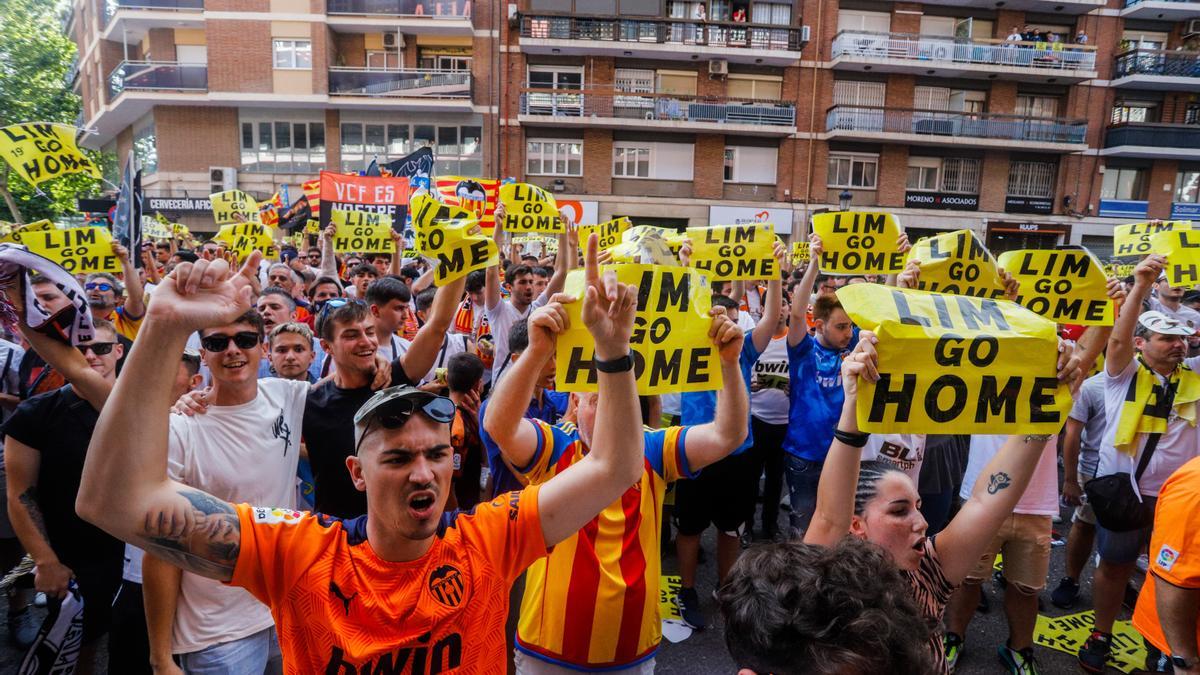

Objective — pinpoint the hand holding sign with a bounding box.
[528,293,575,356]
[707,306,744,364]
[581,234,637,361]
[1135,254,1168,287]
[840,332,880,402]
[811,211,905,275]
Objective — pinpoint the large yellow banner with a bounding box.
[578,217,631,251]
[556,265,720,395]
[0,123,101,187]
[431,224,498,284]
[1150,229,1200,287]
[410,192,478,256]
[996,249,1114,326]
[498,182,563,233]
[811,211,905,274]
[1114,220,1191,258]
[210,190,261,226]
[213,222,275,259]
[23,226,120,274]
[906,229,1006,299]
[838,283,1071,434]
[0,220,54,245]
[608,226,684,265]
[329,209,395,254]
[686,223,777,281]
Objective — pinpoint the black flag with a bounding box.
[382,147,434,180]
[278,195,312,233]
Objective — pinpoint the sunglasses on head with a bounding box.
[199,331,260,352]
[77,342,116,356]
[354,396,457,455]
[85,282,114,293]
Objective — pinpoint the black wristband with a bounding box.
[595,352,634,373]
[833,428,870,448]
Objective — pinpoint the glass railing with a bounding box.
[831,31,1097,72]
[519,14,805,52]
[328,68,470,97]
[108,61,207,99]
[1125,0,1200,6]
[103,0,203,25]
[520,90,797,127]
[326,0,470,16]
[1115,49,1200,78]
[826,106,1087,144]
[1106,122,1200,148]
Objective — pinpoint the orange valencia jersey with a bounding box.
[1134,455,1200,654]
[229,485,548,674]
[514,421,695,670]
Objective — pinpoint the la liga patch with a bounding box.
[1156,544,1180,572]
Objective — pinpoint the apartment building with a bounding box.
[66,0,1200,252]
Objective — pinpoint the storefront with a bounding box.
[985,221,1071,254]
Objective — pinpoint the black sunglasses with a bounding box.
[77,342,116,356]
[200,331,261,352]
[354,396,456,455]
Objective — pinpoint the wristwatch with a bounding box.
[1172,655,1198,670]
[594,352,635,373]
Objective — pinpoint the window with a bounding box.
[272,40,312,69]
[1111,101,1157,124]
[527,139,583,176]
[656,71,697,96]
[1016,95,1059,119]
[906,156,939,192]
[1101,167,1147,200]
[133,121,157,174]
[907,157,981,193]
[833,80,885,107]
[614,146,650,177]
[240,118,325,172]
[727,75,783,100]
[339,121,483,175]
[827,153,878,188]
[1175,170,1200,203]
[725,145,778,183]
[751,2,791,25]
[365,50,401,70]
[1187,103,1200,126]
[1008,161,1056,198]
[527,66,583,90]
[837,9,889,32]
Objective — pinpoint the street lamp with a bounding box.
[838,189,852,211]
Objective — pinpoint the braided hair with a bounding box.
[854,461,906,516]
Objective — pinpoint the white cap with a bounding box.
[1139,310,1197,336]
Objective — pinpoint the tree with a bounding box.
[0,0,98,224]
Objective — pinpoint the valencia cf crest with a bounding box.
[429,564,465,608]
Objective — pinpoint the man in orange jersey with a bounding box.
[484,289,750,672]
[75,239,649,674]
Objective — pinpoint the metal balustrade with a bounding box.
[326,0,469,16]
[108,61,207,99]
[519,14,805,52]
[831,30,1097,72]
[1115,48,1200,78]
[1106,123,1200,149]
[826,106,1087,144]
[329,69,471,97]
[103,0,203,23]
[519,91,796,127]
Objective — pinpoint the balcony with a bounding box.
[1102,122,1200,159]
[1113,49,1200,90]
[1121,0,1200,20]
[825,106,1087,151]
[830,31,1096,83]
[101,0,204,42]
[325,0,473,35]
[517,14,806,67]
[519,90,796,136]
[108,61,207,99]
[897,0,1103,14]
[329,68,472,110]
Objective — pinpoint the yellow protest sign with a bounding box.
[213,222,275,259]
[142,216,170,240]
[791,241,810,266]
[305,221,320,235]
[209,190,261,226]
[431,224,497,284]
[0,123,101,187]
[578,217,631,251]
[1114,220,1191,258]
[0,219,54,245]
[556,264,720,395]
[23,226,119,274]
[498,182,562,233]
[1150,229,1200,288]
[686,224,777,281]
[838,283,1071,434]
[410,192,478,255]
[996,249,1114,326]
[608,226,686,265]
[1034,611,1146,674]
[329,209,395,254]
[1104,263,1136,279]
[907,229,1006,299]
[811,211,905,274]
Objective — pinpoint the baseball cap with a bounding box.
[1138,311,1197,337]
[1182,289,1200,305]
[352,385,456,452]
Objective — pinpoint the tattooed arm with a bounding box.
[78,254,262,582]
[4,437,73,597]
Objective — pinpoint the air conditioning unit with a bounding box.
[708,59,728,76]
[210,167,236,193]
[1187,19,1200,37]
[383,32,404,49]
[801,25,812,44]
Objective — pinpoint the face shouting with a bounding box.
[849,472,929,572]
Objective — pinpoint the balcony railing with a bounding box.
[519,90,797,128]
[1106,122,1200,149]
[826,106,1087,144]
[108,61,207,99]
[326,0,470,16]
[831,31,1097,72]
[519,14,805,52]
[1115,49,1200,78]
[1125,0,1200,6]
[103,0,203,23]
[329,68,470,97]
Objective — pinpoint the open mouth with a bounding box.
[408,492,436,519]
[222,360,248,370]
[911,537,927,553]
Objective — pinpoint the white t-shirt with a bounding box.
[1149,297,1200,331]
[960,434,1059,516]
[123,544,144,584]
[485,299,533,381]
[1097,359,1200,497]
[396,332,472,384]
[736,310,756,333]
[862,434,927,484]
[750,334,789,424]
[166,378,307,654]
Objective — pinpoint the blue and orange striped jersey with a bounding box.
[514,420,695,670]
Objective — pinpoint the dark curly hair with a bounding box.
[718,537,934,675]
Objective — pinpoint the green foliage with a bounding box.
[0,0,98,223]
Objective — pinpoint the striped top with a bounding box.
[904,537,955,675]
